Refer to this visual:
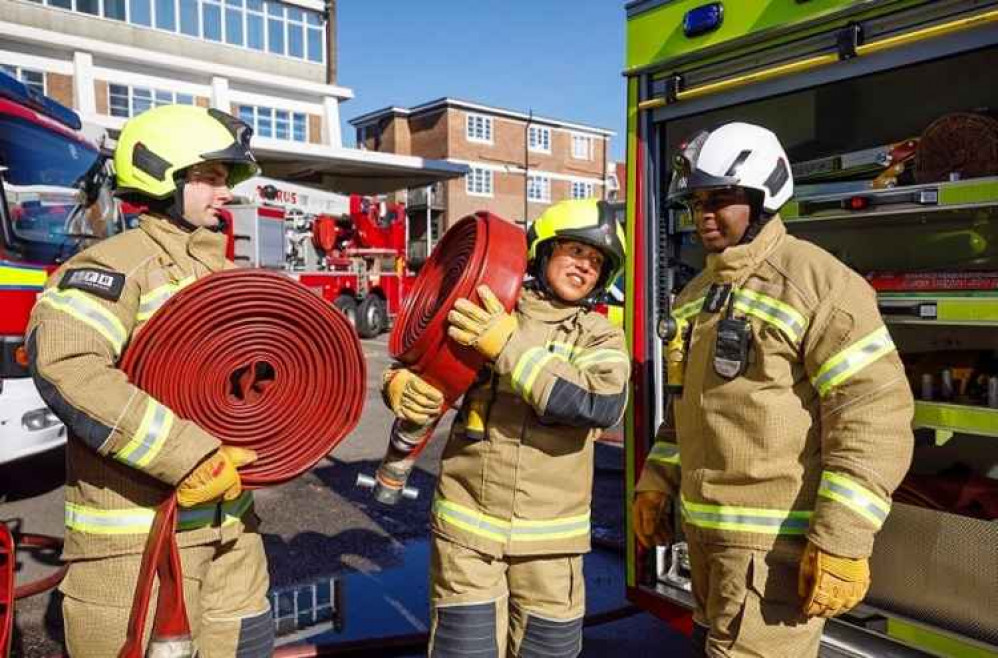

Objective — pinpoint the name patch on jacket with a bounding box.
[59,268,126,301]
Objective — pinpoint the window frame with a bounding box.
[527,174,551,203]
[465,113,493,144]
[570,180,596,200]
[237,104,309,143]
[528,125,551,154]
[571,133,594,161]
[106,83,196,118]
[0,65,46,97]
[466,166,494,197]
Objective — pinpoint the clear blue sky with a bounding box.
[337,1,628,162]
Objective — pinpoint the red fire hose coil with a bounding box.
[389,212,527,403]
[121,268,366,485]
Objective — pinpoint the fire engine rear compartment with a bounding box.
[643,37,998,656]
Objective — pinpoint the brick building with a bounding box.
[349,98,615,236]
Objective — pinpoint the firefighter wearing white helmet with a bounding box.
[382,199,629,657]
[633,122,914,657]
[27,105,272,656]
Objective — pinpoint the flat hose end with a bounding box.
[120,269,366,487]
[389,212,526,403]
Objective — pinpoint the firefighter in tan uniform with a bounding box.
[383,199,629,657]
[27,105,273,657]
[632,122,915,657]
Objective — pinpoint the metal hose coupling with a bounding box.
[356,418,436,505]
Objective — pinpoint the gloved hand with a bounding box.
[447,285,517,361]
[177,445,257,508]
[384,368,444,425]
[798,541,870,618]
[632,490,672,549]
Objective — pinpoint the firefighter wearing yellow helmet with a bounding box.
[27,105,274,656]
[382,199,629,657]
[633,123,914,657]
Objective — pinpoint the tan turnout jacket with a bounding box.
[432,287,630,557]
[27,215,254,560]
[636,217,914,558]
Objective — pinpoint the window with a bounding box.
[1,66,45,97]
[466,167,493,197]
[572,133,593,160]
[225,0,244,45]
[527,175,550,203]
[466,113,492,143]
[107,84,195,118]
[528,125,550,153]
[32,0,323,62]
[179,0,199,36]
[238,104,308,142]
[571,181,596,200]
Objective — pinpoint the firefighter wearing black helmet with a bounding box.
[381,199,629,657]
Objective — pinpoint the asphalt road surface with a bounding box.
[0,335,690,657]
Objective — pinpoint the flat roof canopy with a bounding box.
[252,141,468,195]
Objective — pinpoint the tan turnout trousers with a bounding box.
[688,539,824,658]
[61,531,271,657]
[429,535,585,658]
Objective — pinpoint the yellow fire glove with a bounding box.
[632,491,672,549]
[177,445,256,508]
[446,285,517,361]
[384,368,444,425]
[798,541,871,618]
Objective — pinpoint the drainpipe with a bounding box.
[324,0,337,85]
[523,109,531,227]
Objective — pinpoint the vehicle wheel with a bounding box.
[333,295,358,328]
[357,295,387,339]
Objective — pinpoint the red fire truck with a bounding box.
[0,69,120,466]
[228,178,416,338]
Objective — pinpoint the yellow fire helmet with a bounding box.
[114,105,259,199]
[527,198,626,303]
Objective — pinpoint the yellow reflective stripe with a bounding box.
[114,398,174,468]
[573,349,629,369]
[0,262,47,289]
[512,347,561,396]
[733,289,808,343]
[546,341,583,360]
[433,498,590,543]
[647,442,680,466]
[66,492,254,535]
[818,471,890,529]
[137,276,195,322]
[681,496,813,535]
[36,288,127,356]
[812,326,895,397]
[672,297,705,322]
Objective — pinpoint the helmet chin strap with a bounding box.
[528,246,608,309]
[737,190,772,245]
[165,178,225,233]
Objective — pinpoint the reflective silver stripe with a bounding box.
[573,349,629,369]
[812,326,895,396]
[680,497,812,535]
[114,398,174,468]
[647,442,680,466]
[672,297,705,322]
[37,288,127,356]
[733,289,807,343]
[137,276,195,322]
[512,347,560,396]
[818,471,890,528]
[433,498,590,543]
[65,492,254,535]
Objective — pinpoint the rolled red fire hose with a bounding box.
[389,211,527,403]
[118,269,365,656]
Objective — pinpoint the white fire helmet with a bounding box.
[668,122,793,215]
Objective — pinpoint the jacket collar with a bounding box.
[517,286,585,324]
[704,215,786,283]
[139,214,228,273]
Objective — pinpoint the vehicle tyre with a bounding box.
[334,294,358,328]
[357,295,387,339]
